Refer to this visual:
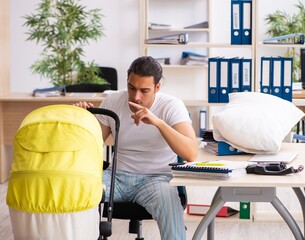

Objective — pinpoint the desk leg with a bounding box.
[207,187,221,240]
[271,196,304,240]
[193,191,225,240]
[293,187,305,236]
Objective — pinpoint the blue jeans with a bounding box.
[102,169,186,240]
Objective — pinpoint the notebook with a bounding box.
[171,160,250,179]
[248,152,298,164]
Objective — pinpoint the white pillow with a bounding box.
[213,92,305,153]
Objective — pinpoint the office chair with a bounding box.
[102,157,188,240]
[66,67,118,92]
[98,67,118,90]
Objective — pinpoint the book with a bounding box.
[184,21,209,29]
[146,33,189,44]
[171,160,250,179]
[248,152,298,164]
[148,22,171,30]
[181,51,208,66]
[32,86,66,97]
[155,57,171,65]
[186,204,239,217]
[201,129,214,142]
[201,129,246,156]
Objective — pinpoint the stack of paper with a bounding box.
[171,160,250,179]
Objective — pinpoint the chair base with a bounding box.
[129,219,144,240]
[102,202,152,240]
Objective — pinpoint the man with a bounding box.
[75,56,198,239]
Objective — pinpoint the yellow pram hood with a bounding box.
[6,104,103,213]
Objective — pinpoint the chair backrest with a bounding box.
[98,67,118,90]
[65,83,111,92]
[65,67,118,92]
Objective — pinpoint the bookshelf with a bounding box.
[140,0,211,103]
[139,0,256,133]
[140,0,304,224]
[140,0,256,105]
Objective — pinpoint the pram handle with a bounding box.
[87,107,120,238]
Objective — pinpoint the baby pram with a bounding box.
[6,105,119,240]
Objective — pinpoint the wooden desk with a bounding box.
[0,92,104,183]
[293,89,305,99]
[170,143,305,240]
[293,89,305,111]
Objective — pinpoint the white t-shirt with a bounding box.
[97,89,191,174]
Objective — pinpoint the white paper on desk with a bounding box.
[248,152,298,164]
[69,92,97,97]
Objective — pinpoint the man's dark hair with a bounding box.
[127,56,163,85]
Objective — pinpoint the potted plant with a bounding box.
[24,0,108,87]
[265,0,305,82]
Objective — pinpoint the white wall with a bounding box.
[9,0,140,92]
[9,0,303,93]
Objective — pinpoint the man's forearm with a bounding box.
[156,120,198,162]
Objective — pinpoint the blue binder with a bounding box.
[240,58,252,92]
[217,142,245,156]
[199,109,207,138]
[241,0,252,44]
[263,33,305,44]
[260,56,272,94]
[229,57,241,93]
[271,57,282,99]
[219,58,230,102]
[231,0,242,44]
[208,57,220,103]
[281,57,293,102]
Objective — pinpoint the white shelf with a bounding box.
[144,42,253,49]
[149,28,210,33]
[183,100,207,107]
[257,42,305,48]
[162,64,208,69]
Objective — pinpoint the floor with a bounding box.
[1,181,303,240]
